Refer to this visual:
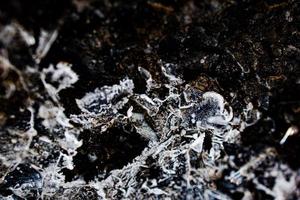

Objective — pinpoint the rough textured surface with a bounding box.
[0,0,299,199]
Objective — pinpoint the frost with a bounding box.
[43,62,78,92]
[280,125,298,145]
[76,78,134,114]
[41,164,66,197]
[204,190,231,200]
[190,133,205,153]
[228,148,277,185]
[0,23,35,47]
[184,91,233,130]
[138,67,160,92]
[272,170,297,200]
[1,48,298,199]
[131,112,158,141]
[41,62,78,102]
[0,24,17,46]
[161,63,183,86]
[58,131,82,155]
[34,29,58,63]
[38,101,72,129]
[132,94,161,116]
[1,1,299,198]
[0,164,42,199]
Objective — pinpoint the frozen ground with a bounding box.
[0,0,299,199]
